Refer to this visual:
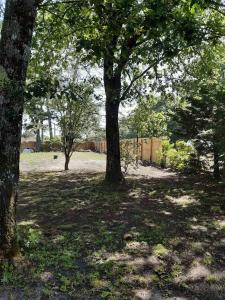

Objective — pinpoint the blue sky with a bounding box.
[0,0,5,19]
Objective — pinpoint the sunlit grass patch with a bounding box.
[152,244,169,258]
[166,194,197,207]
[20,151,106,161]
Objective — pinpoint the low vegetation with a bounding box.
[160,140,195,172]
[0,169,224,299]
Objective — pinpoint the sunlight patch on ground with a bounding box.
[214,219,225,231]
[125,241,150,254]
[106,252,132,262]
[190,224,208,232]
[40,271,53,283]
[187,263,211,281]
[129,188,142,199]
[17,220,37,226]
[161,210,172,215]
[127,255,161,269]
[134,288,153,300]
[166,195,197,207]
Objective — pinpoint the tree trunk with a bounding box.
[64,140,73,171]
[136,134,139,165]
[65,155,70,171]
[104,68,124,183]
[47,105,53,140]
[36,128,42,152]
[0,0,38,258]
[41,121,44,142]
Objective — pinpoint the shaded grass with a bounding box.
[0,171,225,299]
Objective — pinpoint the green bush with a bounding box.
[160,140,194,171]
[43,137,63,152]
[160,140,174,168]
[120,140,139,175]
[18,226,42,250]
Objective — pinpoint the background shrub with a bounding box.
[43,137,63,152]
[160,140,194,171]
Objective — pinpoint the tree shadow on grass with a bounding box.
[2,171,224,299]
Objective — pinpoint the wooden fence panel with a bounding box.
[141,138,152,161]
[93,137,162,165]
[151,138,162,163]
[20,141,36,152]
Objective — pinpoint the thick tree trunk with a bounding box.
[105,100,123,182]
[104,68,124,183]
[0,0,38,258]
[65,155,70,171]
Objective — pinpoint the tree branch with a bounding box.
[114,34,140,77]
[120,56,165,102]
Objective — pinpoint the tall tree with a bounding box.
[37,0,224,183]
[0,0,41,259]
[171,44,225,178]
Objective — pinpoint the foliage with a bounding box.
[24,78,56,144]
[43,137,63,152]
[51,76,99,170]
[37,0,225,101]
[168,141,194,171]
[160,140,194,171]
[1,263,14,285]
[18,226,43,250]
[123,95,172,139]
[26,38,101,146]
[120,140,139,175]
[33,0,225,182]
[160,140,175,168]
[170,43,225,177]
[152,244,169,258]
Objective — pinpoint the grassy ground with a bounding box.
[20,151,106,173]
[0,169,225,299]
[20,152,106,161]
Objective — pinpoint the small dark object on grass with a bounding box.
[53,155,58,159]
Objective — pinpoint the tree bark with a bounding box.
[63,140,73,171]
[47,104,53,140]
[65,155,70,171]
[36,128,42,152]
[41,120,44,142]
[104,65,124,183]
[0,0,38,258]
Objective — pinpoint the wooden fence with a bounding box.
[21,141,36,152]
[94,137,162,163]
[20,138,162,163]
